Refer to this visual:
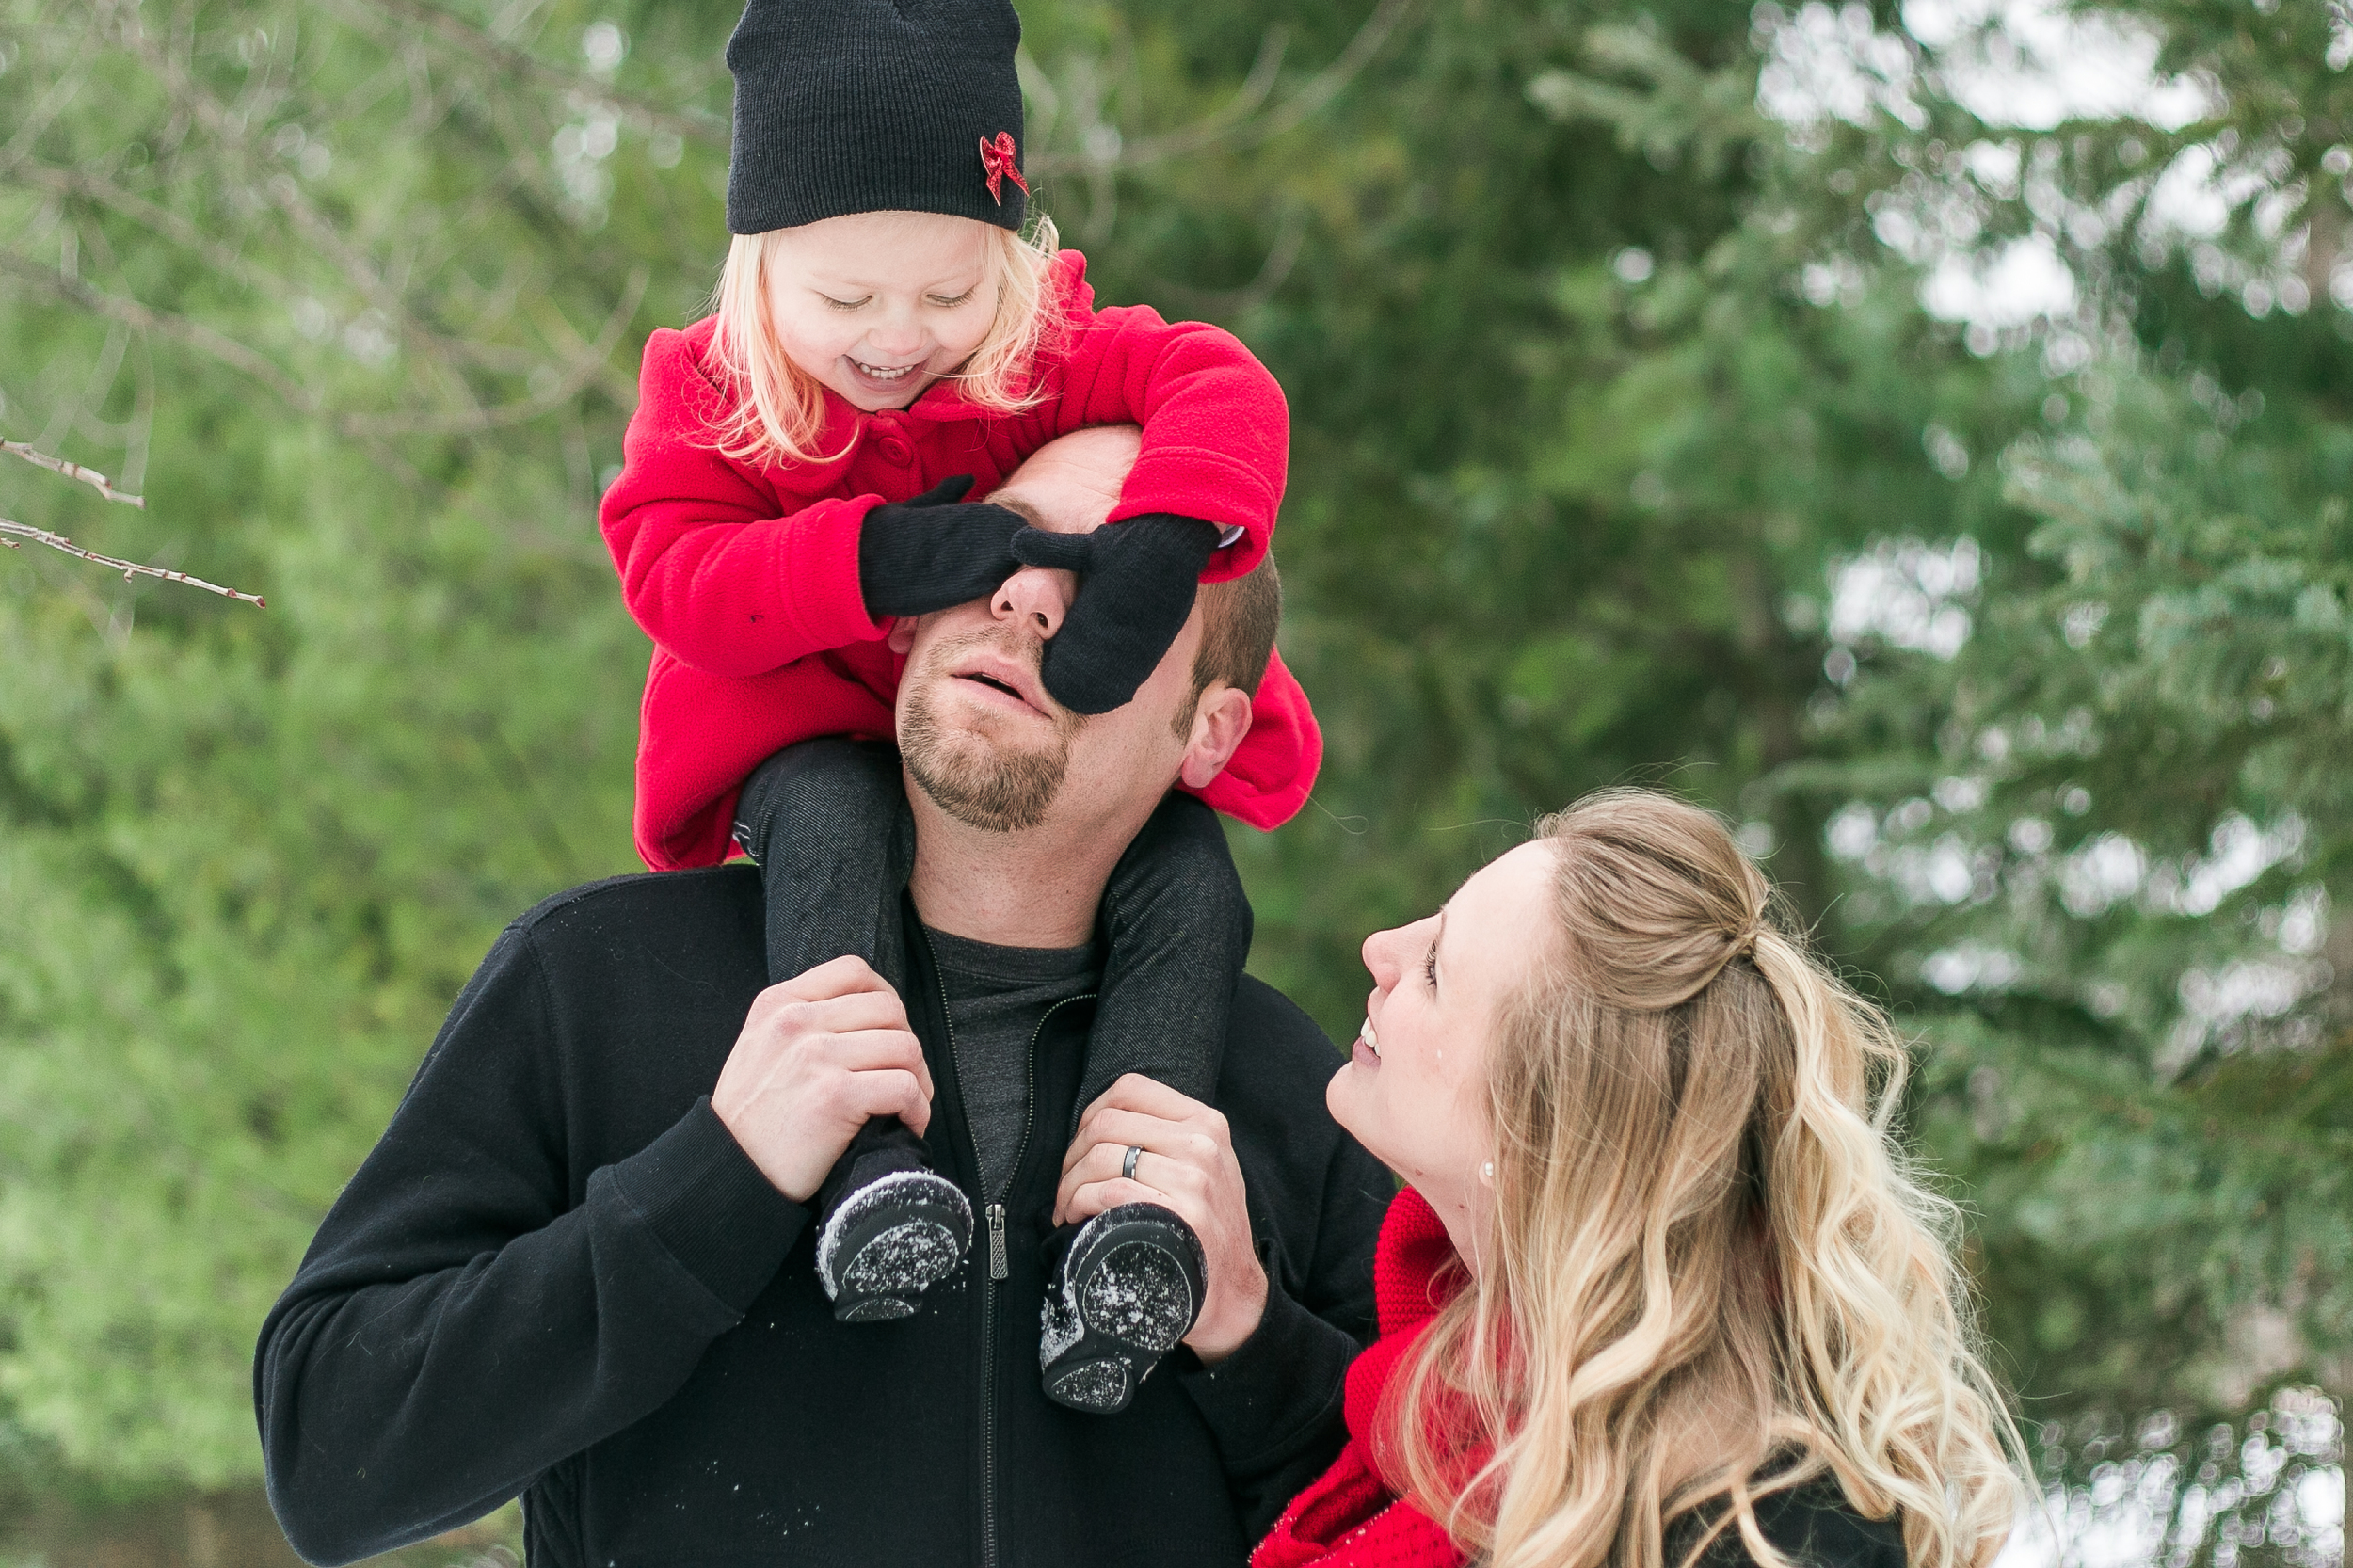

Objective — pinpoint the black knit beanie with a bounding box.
[726,0,1030,236]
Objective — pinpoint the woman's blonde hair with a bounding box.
[705,212,1064,469]
[1387,788,2021,1568]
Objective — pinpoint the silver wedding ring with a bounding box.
[1122,1144,1144,1181]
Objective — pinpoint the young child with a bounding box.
[598,0,1321,1416]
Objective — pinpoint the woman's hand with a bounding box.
[1056,1073,1270,1365]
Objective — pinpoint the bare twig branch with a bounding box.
[344,264,648,435]
[1147,203,1310,316]
[0,248,324,413]
[0,21,99,180]
[1,519,264,607]
[3,440,145,508]
[0,248,634,440]
[1239,0,1419,146]
[1028,28,1289,179]
[107,14,514,402]
[528,265,648,408]
[336,0,728,146]
[15,162,270,296]
[25,150,564,408]
[1029,0,1418,178]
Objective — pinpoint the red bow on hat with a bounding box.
[980,132,1029,205]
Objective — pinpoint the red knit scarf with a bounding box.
[1253,1187,1478,1568]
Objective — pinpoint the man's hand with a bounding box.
[711,956,935,1205]
[1055,1073,1269,1365]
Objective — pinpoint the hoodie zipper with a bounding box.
[920,927,1094,1568]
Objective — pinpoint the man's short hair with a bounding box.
[1178,552,1282,735]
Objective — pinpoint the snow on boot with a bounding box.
[815,1136,973,1323]
[1038,1203,1206,1414]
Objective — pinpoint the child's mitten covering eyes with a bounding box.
[856,474,1029,619]
[1008,513,1224,715]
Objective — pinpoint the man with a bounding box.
[254,426,1392,1568]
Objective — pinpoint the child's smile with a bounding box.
[842,353,932,401]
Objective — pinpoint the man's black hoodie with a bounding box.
[254,866,1392,1567]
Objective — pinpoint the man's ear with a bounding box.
[1178,683,1255,792]
[887,616,918,655]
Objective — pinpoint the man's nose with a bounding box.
[993,563,1071,641]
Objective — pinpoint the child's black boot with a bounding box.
[1032,792,1245,1409]
[735,737,970,1322]
[814,1116,972,1322]
[1038,1203,1207,1414]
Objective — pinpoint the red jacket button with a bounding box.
[877,434,913,464]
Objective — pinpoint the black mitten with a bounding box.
[856,475,1028,619]
[1007,512,1224,714]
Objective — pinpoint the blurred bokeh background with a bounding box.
[0,0,2345,1562]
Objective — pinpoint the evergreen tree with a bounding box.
[0,0,2340,1552]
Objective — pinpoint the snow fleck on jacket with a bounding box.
[1253,1186,1471,1568]
[600,249,1321,871]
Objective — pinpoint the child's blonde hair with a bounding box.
[706,213,1064,469]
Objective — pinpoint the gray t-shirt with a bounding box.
[923,926,1103,1198]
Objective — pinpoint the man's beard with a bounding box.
[900,629,1083,833]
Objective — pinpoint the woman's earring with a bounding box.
[1479,1160,1496,1183]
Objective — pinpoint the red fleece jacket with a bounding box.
[1254,1187,1475,1568]
[600,248,1321,871]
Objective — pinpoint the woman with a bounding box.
[1256,789,2020,1568]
